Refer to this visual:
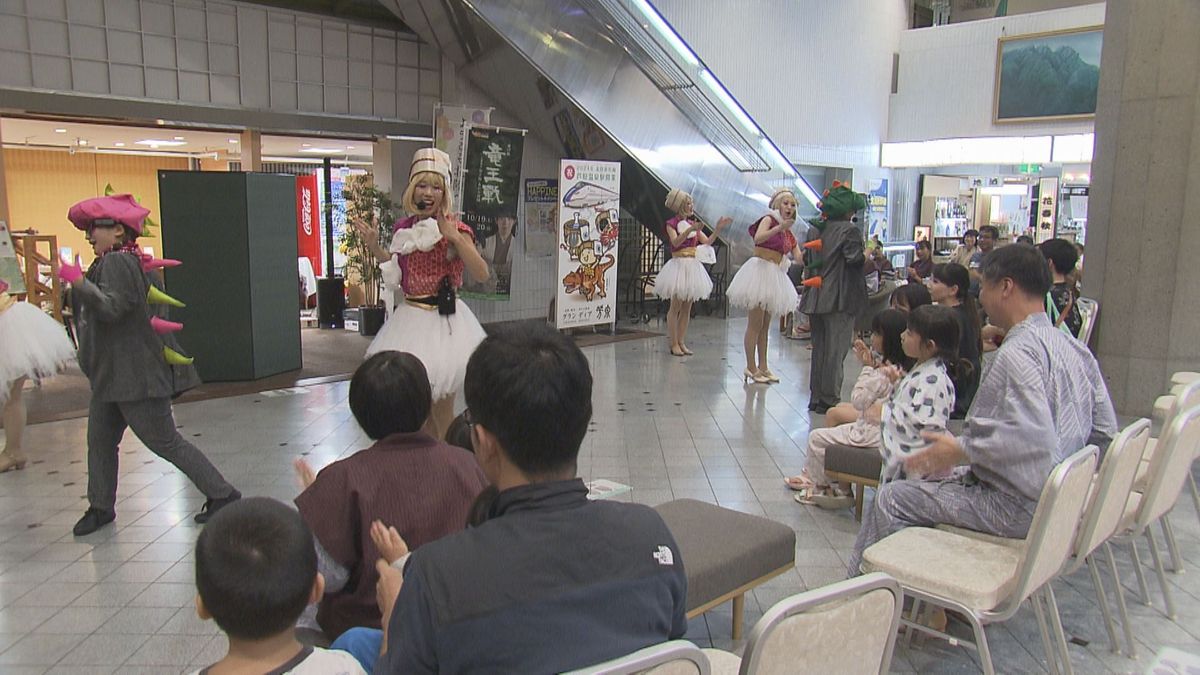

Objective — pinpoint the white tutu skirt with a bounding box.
[0,302,75,404]
[365,299,486,401]
[654,257,713,301]
[727,257,799,316]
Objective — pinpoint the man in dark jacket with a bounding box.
[373,322,687,674]
[799,182,868,413]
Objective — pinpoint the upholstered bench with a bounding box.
[654,499,796,640]
[824,444,883,521]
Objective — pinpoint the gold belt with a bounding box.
[673,247,697,258]
[404,295,438,311]
[754,247,784,264]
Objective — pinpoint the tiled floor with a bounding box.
[2,316,1197,673]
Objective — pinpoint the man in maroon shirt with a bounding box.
[294,351,488,640]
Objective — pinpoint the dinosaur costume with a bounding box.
[798,181,867,412]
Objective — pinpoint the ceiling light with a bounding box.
[155,119,166,125]
[78,139,88,146]
[384,134,434,142]
[54,128,67,133]
[302,143,311,147]
[228,139,239,144]
[135,139,187,147]
[300,147,346,154]
[113,142,125,147]
[346,146,355,150]
[173,136,184,141]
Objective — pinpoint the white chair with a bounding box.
[1136,379,1200,573]
[1075,297,1099,346]
[566,641,711,675]
[703,573,903,675]
[860,446,1099,675]
[1110,404,1200,632]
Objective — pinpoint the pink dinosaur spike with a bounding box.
[150,316,183,334]
[141,257,182,272]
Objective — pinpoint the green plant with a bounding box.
[341,174,395,307]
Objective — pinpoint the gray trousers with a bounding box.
[86,396,235,512]
[847,476,1037,577]
[809,312,856,408]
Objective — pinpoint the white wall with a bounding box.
[0,0,439,123]
[652,0,908,170]
[889,3,1106,141]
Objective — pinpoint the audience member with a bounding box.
[786,309,912,507]
[889,282,932,314]
[967,225,1000,292]
[1016,234,1035,245]
[293,351,487,640]
[848,243,1117,577]
[907,240,934,280]
[1038,238,1083,338]
[444,410,475,452]
[193,497,366,674]
[929,263,982,417]
[949,229,979,267]
[371,323,687,673]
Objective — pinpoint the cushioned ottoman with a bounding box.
[825,444,884,521]
[655,499,796,640]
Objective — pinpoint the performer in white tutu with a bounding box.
[0,279,76,473]
[727,188,803,384]
[655,188,731,357]
[352,148,489,439]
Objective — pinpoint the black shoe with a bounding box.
[195,490,242,524]
[73,508,116,536]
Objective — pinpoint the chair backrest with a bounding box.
[565,641,711,675]
[1076,297,1099,345]
[737,573,902,675]
[1071,419,1151,565]
[1006,446,1098,610]
[1137,404,1200,530]
[1171,381,1200,426]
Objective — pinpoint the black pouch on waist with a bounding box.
[437,275,457,316]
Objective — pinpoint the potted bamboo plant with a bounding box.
[342,175,394,337]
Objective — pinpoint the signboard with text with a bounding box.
[460,126,525,300]
[556,159,620,329]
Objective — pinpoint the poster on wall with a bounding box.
[459,126,526,300]
[0,222,24,295]
[434,104,493,212]
[556,160,620,329]
[867,179,889,241]
[524,179,558,258]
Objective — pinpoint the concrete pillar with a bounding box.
[240,129,262,172]
[0,123,10,227]
[1085,0,1200,415]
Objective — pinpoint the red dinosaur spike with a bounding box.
[802,276,823,289]
[803,239,823,252]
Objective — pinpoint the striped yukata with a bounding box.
[848,312,1117,576]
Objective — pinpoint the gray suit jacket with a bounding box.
[798,219,867,315]
[75,251,199,402]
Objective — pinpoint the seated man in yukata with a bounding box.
[848,243,1117,576]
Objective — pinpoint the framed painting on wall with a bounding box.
[993,26,1103,123]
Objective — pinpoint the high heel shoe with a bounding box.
[760,369,780,383]
[680,345,694,355]
[0,452,27,474]
[742,368,769,384]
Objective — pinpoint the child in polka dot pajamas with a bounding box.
[877,305,964,483]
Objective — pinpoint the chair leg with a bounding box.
[731,593,744,641]
[1085,556,1121,655]
[963,610,996,675]
[853,483,865,522]
[1128,539,1151,605]
[1145,527,1177,619]
[1105,543,1138,659]
[1160,516,1183,573]
[903,598,923,651]
[1031,591,1060,675]
[1044,584,1075,675]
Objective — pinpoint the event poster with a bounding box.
[0,221,24,294]
[460,126,525,300]
[524,179,558,258]
[867,179,889,241]
[295,175,322,277]
[556,160,620,329]
[434,104,492,212]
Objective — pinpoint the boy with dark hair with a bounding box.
[369,322,687,674]
[294,351,487,640]
[1038,238,1082,337]
[193,497,365,674]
